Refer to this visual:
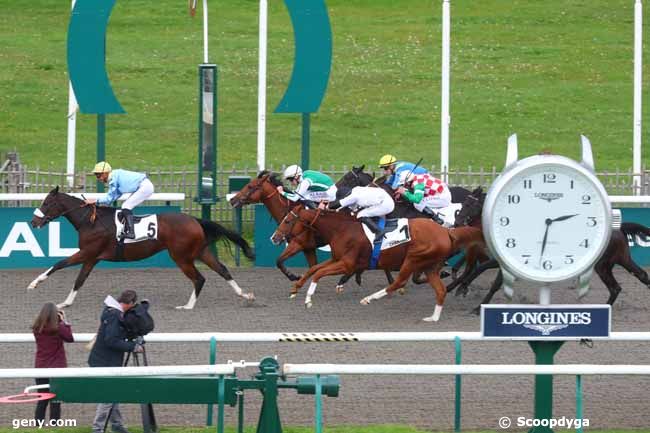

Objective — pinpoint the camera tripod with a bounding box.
[103,343,158,433]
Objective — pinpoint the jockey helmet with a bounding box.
[283,165,303,181]
[93,161,112,173]
[378,154,397,168]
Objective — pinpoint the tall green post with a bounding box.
[197,64,218,238]
[528,341,564,433]
[301,113,310,170]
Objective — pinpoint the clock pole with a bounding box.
[528,286,563,433]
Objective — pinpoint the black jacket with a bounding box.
[88,307,137,367]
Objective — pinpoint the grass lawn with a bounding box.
[1,0,648,172]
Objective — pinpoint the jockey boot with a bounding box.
[423,207,444,225]
[121,209,136,239]
[360,217,386,243]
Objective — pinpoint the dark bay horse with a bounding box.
[29,187,255,309]
[271,205,484,321]
[452,187,650,313]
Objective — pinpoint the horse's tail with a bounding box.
[195,218,255,260]
[620,222,650,239]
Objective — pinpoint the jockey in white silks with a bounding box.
[327,185,395,235]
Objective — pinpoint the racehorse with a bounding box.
[29,187,255,309]
[271,205,484,321]
[452,187,650,313]
[229,168,394,292]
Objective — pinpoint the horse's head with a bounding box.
[336,165,374,188]
[31,186,64,228]
[454,186,485,227]
[270,205,308,245]
[229,171,282,207]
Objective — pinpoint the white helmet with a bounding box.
[283,165,303,181]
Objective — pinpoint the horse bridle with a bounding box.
[237,176,290,207]
[457,195,483,226]
[275,208,322,241]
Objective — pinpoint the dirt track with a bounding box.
[1,266,649,430]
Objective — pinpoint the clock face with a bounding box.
[484,158,612,283]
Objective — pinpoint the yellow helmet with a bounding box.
[378,154,397,168]
[93,161,112,173]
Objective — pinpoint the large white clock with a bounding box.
[482,134,621,297]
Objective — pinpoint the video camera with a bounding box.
[122,300,155,340]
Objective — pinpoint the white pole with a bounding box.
[440,0,451,182]
[633,0,643,195]
[65,0,78,189]
[257,0,268,171]
[202,0,209,63]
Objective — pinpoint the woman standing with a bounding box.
[32,302,74,422]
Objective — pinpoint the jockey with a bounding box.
[378,154,429,190]
[396,171,451,224]
[328,185,395,236]
[276,165,337,207]
[85,162,154,240]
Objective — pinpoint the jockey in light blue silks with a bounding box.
[84,162,154,239]
[378,154,428,190]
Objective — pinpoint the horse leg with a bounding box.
[27,251,87,290]
[304,260,352,308]
[198,247,254,302]
[422,266,447,322]
[360,262,414,305]
[174,261,207,310]
[336,274,354,294]
[290,259,335,298]
[594,261,622,305]
[57,259,99,309]
[619,256,650,292]
[472,270,503,315]
[451,255,466,280]
[276,241,309,282]
[454,258,499,296]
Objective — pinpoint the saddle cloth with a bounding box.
[436,203,462,228]
[361,218,411,251]
[114,212,158,243]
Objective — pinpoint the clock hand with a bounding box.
[551,213,579,223]
[539,218,552,263]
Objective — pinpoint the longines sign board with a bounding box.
[481,305,611,340]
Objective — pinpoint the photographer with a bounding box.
[32,302,74,423]
[88,290,143,433]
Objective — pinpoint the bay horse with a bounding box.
[229,168,394,292]
[29,187,255,309]
[271,205,484,321]
[452,187,650,313]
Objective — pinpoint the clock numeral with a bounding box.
[565,255,575,264]
[542,260,553,270]
[543,173,557,183]
[579,239,589,248]
[523,179,532,189]
[500,216,510,226]
[506,238,516,248]
[507,194,521,204]
[587,217,597,227]
[522,254,531,264]
[570,180,574,189]
[582,194,591,205]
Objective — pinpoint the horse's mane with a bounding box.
[258,170,283,187]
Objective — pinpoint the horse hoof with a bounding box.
[289,293,297,300]
[305,301,313,309]
[27,284,37,291]
[56,303,70,309]
[471,307,480,316]
[288,274,301,282]
[360,297,370,305]
[243,293,256,302]
[397,288,406,295]
[422,316,437,322]
[335,285,344,294]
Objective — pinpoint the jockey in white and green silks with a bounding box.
[276,165,337,205]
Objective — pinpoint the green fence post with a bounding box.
[454,336,462,432]
[217,375,225,433]
[576,375,583,433]
[528,341,564,433]
[206,337,217,426]
[315,374,323,433]
[237,391,245,433]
